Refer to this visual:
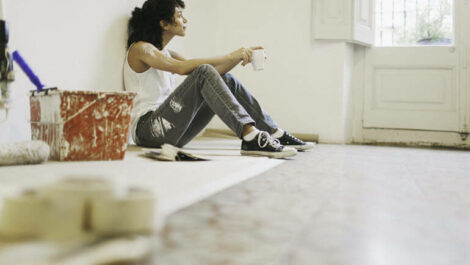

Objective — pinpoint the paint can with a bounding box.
[29,90,136,161]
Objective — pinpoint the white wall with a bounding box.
[0,0,355,144]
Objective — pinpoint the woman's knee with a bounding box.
[195,64,218,77]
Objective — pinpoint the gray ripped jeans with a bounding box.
[135,64,278,148]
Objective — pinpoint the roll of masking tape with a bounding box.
[42,176,116,240]
[91,187,156,235]
[0,189,49,240]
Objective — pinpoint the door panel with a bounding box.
[364,46,460,131]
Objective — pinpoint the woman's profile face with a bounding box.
[165,7,188,37]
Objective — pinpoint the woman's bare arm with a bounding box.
[170,47,264,75]
[129,42,242,75]
[212,55,243,75]
[168,50,187,62]
[169,49,243,75]
[129,42,261,76]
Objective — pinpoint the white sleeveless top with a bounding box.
[123,46,176,143]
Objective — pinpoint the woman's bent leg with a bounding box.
[175,102,214,147]
[136,65,255,147]
[221,73,278,134]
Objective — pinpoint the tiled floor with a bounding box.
[154,144,470,265]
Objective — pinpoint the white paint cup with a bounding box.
[252,49,266,71]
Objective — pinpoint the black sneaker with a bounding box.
[277,131,316,151]
[241,131,297,159]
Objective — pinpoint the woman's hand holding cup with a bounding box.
[237,46,265,67]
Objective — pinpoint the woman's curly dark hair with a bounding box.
[127,0,185,50]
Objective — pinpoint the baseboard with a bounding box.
[354,128,470,150]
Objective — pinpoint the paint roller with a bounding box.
[0,52,57,166]
[0,140,50,166]
[0,52,53,166]
[0,3,49,167]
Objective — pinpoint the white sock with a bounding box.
[271,128,284,138]
[243,128,260,141]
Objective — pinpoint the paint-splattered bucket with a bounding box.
[30,90,136,161]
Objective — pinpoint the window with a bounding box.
[375,0,454,46]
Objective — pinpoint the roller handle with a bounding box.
[12,50,44,92]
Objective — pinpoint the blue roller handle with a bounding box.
[12,50,45,92]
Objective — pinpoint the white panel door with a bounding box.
[363,0,468,133]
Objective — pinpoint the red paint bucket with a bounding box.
[30,90,136,161]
